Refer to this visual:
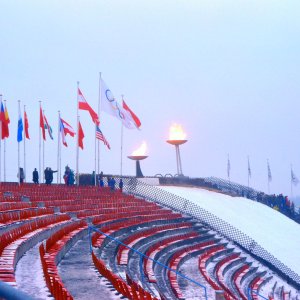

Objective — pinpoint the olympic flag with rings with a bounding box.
[100,78,140,129]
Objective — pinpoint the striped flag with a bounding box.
[96,125,110,150]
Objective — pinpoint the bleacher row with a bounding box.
[0,183,294,299]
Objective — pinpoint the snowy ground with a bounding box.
[159,186,300,278]
[15,243,53,300]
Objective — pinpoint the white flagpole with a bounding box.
[57,111,61,184]
[43,109,45,184]
[76,81,79,186]
[97,72,102,176]
[39,101,42,185]
[18,100,21,185]
[247,155,250,188]
[3,139,6,182]
[0,94,2,183]
[267,159,270,194]
[120,95,124,176]
[23,105,26,182]
[94,123,97,186]
[3,99,7,183]
[291,164,293,198]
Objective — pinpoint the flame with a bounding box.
[169,123,186,140]
[132,141,147,156]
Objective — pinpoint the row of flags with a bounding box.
[1,77,141,151]
[227,155,299,186]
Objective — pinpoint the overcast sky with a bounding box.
[0,0,300,197]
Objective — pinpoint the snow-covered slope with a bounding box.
[159,186,300,277]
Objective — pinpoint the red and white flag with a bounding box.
[78,121,84,150]
[78,88,99,125]
[59,117,75,147]
[24,110,30,139]
[39,106,46,141]
[122,100,141,129]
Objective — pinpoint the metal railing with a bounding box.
[0,281,35,300]
[88,225,208,300]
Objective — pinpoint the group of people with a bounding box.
[30,166,75,185]
[63,165,75,185]
[98,174,123,192]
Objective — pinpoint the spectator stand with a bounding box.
[88,224,209,300]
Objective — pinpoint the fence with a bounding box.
[122,177,300,290]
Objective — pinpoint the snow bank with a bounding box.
[159,186,300,276]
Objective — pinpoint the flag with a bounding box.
[267,161,272,182]
[78,88,99,124]
[44,114,53,140]
[1,102,10,139]
[122,99,141,129]
[40,107,46,140]
[100,79,133,128]
[24,110,30,139]
[60,118,75,137]
[96,125,110,149]
[0,101,5,123]
[78,121,84,150]
[59,117,75,147]
[248,157,251,178]
[17,113,23,143]
[291,168,299,186]
[227,155,230,179]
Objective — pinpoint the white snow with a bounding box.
[158,186,300,278]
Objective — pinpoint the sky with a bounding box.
[1,0,300,197]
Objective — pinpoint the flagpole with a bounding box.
[291,164,293,198]
[57,111,61,184]
[23,105,26,182]
[97,72,102,176]
[3,139,5,183]
[120,95,124,177]
[94,123,97,186]
[76,81,79,186]
[43,109,45,184]
[38,102,41,184]
[247,155,250,188]
[18,100,21,185]
[267,159,270,194]
[3,99,7,183]
[0,94,2,184]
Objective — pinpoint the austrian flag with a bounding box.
[78,88,99,125]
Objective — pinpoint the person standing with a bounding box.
[17,167,25,184]
[32,168,39,184]
[119,178,124,193]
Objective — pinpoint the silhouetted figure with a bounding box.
[45,167,57,185]
[32,168,39,184]
[17,167,25,184]
[119,178,124,192]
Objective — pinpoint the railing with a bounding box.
[0,281,35,300]
[247,288,269,300]
[121,177,300,290]
[88,225,209,300]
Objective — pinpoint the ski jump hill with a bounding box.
[0,177,299,300]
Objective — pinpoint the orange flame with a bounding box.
[132,141,147,156]
[169,124,186,140]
